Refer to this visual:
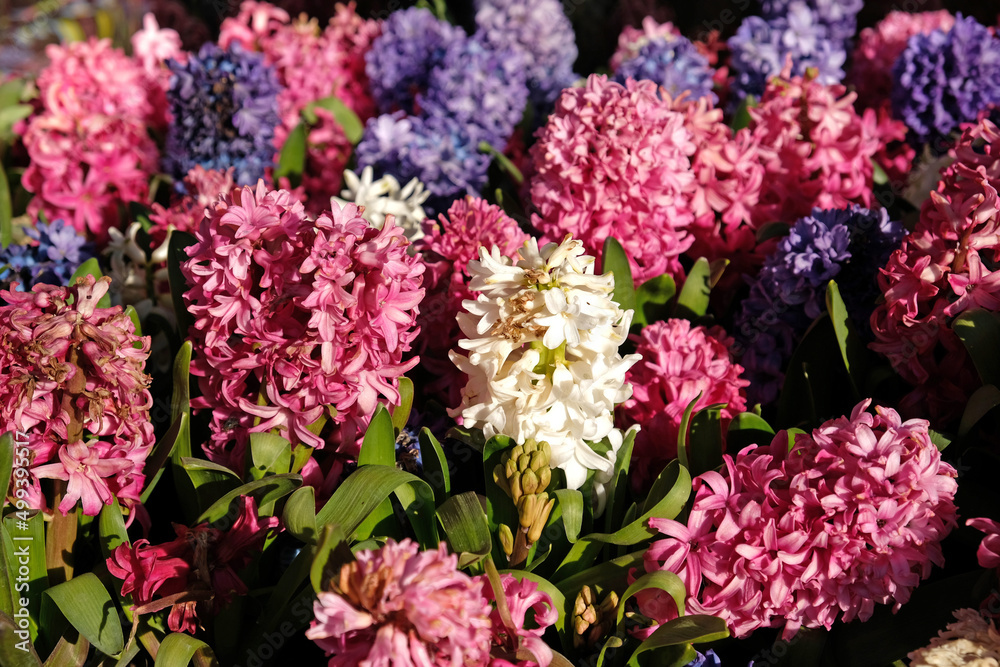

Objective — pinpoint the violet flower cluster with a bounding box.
[0,219,94,292]
[735,206,904,407]
[613,35,716,103]
[164,42,282,187]
[891,14,1000,147]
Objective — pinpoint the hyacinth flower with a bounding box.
[908,609,1000,665]
[164,42,282,187]
[613,35,716,103]
[107,497,278,633]
[332,165,430,243]
[449,235,640,492]
[734,206,904,407]
[0,276,154,517]
[181,181,424,468]
[640,399,958,640]
[0,219,95,292]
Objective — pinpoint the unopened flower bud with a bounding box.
[498,524,514,557]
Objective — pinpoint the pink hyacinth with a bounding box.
[530,74,696,285]
[306,539,493,666]
[617,319,748,491]
[149,166,236,246]
[182,181,424,467]
[869,117,1000,424]
[609,16,682,70]
[639,399,958,639]
[747,68,883,226]
[220,1,381,211]
[19,39,160,243]
[483,574,557,667]
[968,518,1000,569]
[107,496,278,634]
[849,10,956,111]
[413,196,529,407]
[0,276,154,516]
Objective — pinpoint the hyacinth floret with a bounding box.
[640,399,958,639]
[891,14,1000,147]
[0,276,154,516]
[0,219,95,291]
[760,0,863,46]
[473,0,578,110]
[613,36,716,103]
[450,235,640,491]
[164,42,282,187]
[332,165,429,243]
[182,181,424,466]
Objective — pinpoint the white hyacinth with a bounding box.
[909,609,1000,667]
[450,236,641,492]
[332,166,430,243]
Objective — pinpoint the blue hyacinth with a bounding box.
[163,43,282,188]
[0,219,95,292]
[614,35,716,102]
[761,0,862,46]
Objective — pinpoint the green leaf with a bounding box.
[273,123,308,188]
[315,465,438,548]
[282,486,317,544]
[153,633,217,667]
[602,237,636,315]
[0,432,14,507]
[359,405,396,467]
[627,615,729,666]
[249,432,292,479]
[437,492,492,568]
[309,524,351,594]
[302,96,364,144]
[43,574,122,657]
[603,427,636,535]
[872,160,889,185]
[929,429,952,452]
[41,629,88,667]
[755,221,790,244]
[688,406,725,477]
[0,167,11,250]
[196,474,302,524]
[97,497,129,563]
[731,95,756,131]
[54,19,86,43]
[170,341,193,457]
[167,231,197,339]
[123,305,142,337]
[777,314,850,428]
[3,512,47,642]
[418,428,451,503]
[0,611,42,666]
[634,274,676,327]
[390,377,414,433]
[140,412,188,504]
[675,258,712,320]
[675,394,702,471]
[482,436,519,557]
[825,280,869,397]
[479,141,524,184]
[953,309,1000,387]
[726,412,775,454]
[553,490,583,544]
[959,385,1000,436]
[178,457,241,516]
[616,571,687,627]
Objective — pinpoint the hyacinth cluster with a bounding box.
[357,8,529,210]
[163,42,282,187]
[220,1,381,208]
[148,165,236,245]
[848,10,956,111]
[0,276,154,516]
[610,16,681,71]
[473,0,578,110]
[332,166,429,242]
[450,236,640,490]
[617,319,749,491]
[727,0,856,106]
[891,14,1000,147]
[306,539,557,666]
[530,75,696,285]
[869,117,1000,423]
[640,400,958,639]
[746,69,886,225]
[19,38,161,241]
[613,34,716,103]
[182,182,424,466]
[735,206,904,406]
[414,196,528,404]
[908,609,1000,666]
[0,219,94,292]
[107,497,278,633]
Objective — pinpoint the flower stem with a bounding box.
[45,480,77,584]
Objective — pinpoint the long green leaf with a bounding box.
[167,231,197,339]
[0,432,14,507]
[0,611,42,666]
[282,486,317,544]
[776,314,847,428]
[42,629,88,667]
[676,394,702,471]
[634,273,676,327]
[553,490,583,544]
[437,492,492,568]
[953,309,1000,387]
[482,436,519,536]
[273,123,307,188]
[309,524,351,595]
[3,512,46,641]
[390,377,414,433]
[826,280,868,397]
[140,412,188,504]
[171,342,193,430]
[603,427,636,535]
[0,165,11,250]
[178,457,241,517]
[43,574,123,657]
[675,258,712,319]
[726,412,775,455]
[602,237,636,315]
[959,385,1000,436]
[359,405,395,466]
[249,432,292,479]
[688,406,724,477]
[153,633,217,667]
[97,497,129,563]
[627,615,729,666]
[418,428,451,503]
[195,473,302,524]
[616,571,687,626]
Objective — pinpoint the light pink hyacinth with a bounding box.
[483,574,557,667]
[530,74,696,285]
[617,319,748,492]
[182,181,424,466]
[19,39,160,242]
[0,276,154,516]
[306,539,493,666]
[640,399,958,640]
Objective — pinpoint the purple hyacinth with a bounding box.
[365,7,466,115]
[0,219,95,292]
[613,35,716,102]
[761,0,862,46]
[418,35,529,149]
[473,0,578,111]
[891,14,1000,147]
[734,206,903,407]
[727,2,846,105]
[164,42,281,188]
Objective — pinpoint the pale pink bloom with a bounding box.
[482,574,557,667]
[131,13,183,76]
[306,540,492,666]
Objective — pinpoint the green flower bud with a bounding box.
[498,524,514,557]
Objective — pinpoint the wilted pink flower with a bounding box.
[617,319,748,491]
[20,39,160,242]
[413,196,529,407]
[530,74,696,285]
[0,276,154,517]
[483,574,557,667]
[306,539,492,666]
[640,399,958,639]
[182,181,423,466]
[107,497,278,634]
